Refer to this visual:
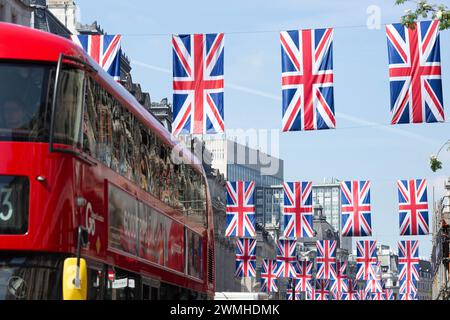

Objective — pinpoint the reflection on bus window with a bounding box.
[186,229,203,279]
[0,63,53,141]
[87,268,104,300]
[0,254,62,300]
[83,77,208,227]
[53,68,85,147]
[105,268,138,300]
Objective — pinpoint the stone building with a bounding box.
[297,204,343,264]
[0,0,71,36]
[312,179,352,254]
[376,244,399,298]
[418,259,432,300]
[183,138,244,293]
[0,0,32,26]
[46,0,76,33]
[207,168,242,292]
[431,177,450,300]
[254,185,283,240]
[45,0,173,132]
[241,223,279,298]
[150,98,173,133]
[201,135,284,187]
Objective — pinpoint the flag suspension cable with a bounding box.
[103,21,429,37]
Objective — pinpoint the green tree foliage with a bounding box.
[429,141,450,172]
[430,155,443,172]
[395,0,450,29]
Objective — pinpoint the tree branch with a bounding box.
[395,0,450,30]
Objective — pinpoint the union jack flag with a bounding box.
[372,291,386,301]
[384,289,395,300]
[316,240,337,280]
[359,289,372,301]
[315,280,330,300]
[386,20,444,124]
[172,33,225,135]
[225,181,256,238]
[330,261,348,299]
[280,29,335,132]
[235,238,256,277]
[306,287,316,300]
[293,260,313,292]
[356,240,377,280]
[397,179,429,235]
[365,262,384,294]
[282,182,314,238]
[337,290,348,301]
[276,239,297,278]
[341,180,372,237]
[400,289,418,300]
[261,259,278,293]
[345,279,360,301]
[399,278,418,299]
[71,34,121,81]
[286,280,302,300]
[398,240,420,299]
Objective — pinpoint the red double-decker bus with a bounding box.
[0,23,214,300]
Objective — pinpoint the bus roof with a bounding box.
[0,22,204,175]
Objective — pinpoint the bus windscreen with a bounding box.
[0,63,53,142]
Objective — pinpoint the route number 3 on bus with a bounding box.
[0,188,13,222]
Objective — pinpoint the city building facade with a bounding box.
[46,0,173,131]
[190,136,284,296]
[182,138,244,293]
[418,259,432,300]
[0,0,71,36]
[254,185,283,239]
[431,177,450,300]
[297,205,342,260]
[312,179,352,253]
[150,98,173,133]
[201,135,284,187]
[206,168,242,292]
[241,223,279,299]
[200,135,285,239]
[46,0,76,33]
[0,0,32,26]
[377,244,399,298]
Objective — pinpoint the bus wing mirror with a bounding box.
[79,226,89,248]
[62,257,88,300]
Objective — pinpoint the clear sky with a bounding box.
[76,0,450,257]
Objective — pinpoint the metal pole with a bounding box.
[292,278,295,301]
[74,226,82,289]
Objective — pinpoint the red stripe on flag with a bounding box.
[91,35,101,63]
[102,35,121,67]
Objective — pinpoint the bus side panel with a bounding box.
[77,159,108,260]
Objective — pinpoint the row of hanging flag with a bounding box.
[237,238,420,300]
[228,178,427,300]
[71,20,446,135]
[226,179,429,239]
